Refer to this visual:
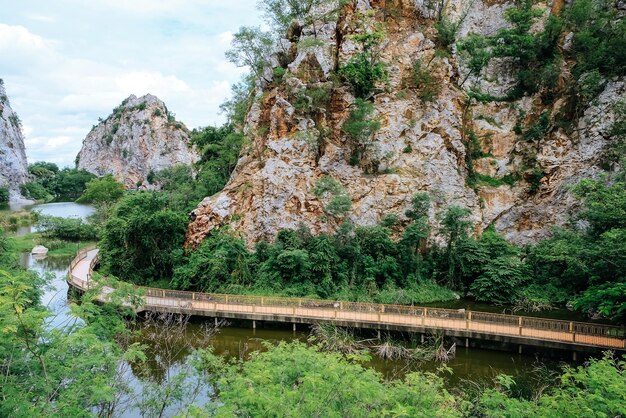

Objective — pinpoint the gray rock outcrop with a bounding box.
[0,80,29,199]
[186,0,624,247]
[76,94,199,188]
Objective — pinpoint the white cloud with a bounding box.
[27,15,56,23]
[0,24,51,50]
[115,72,190,95]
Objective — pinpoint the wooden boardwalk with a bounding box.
[68,248,625,352]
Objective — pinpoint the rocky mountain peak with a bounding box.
[76,94,199,188]
[0,79,29,199]
[186,0,626,248]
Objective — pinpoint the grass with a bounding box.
[470,173,519,188]
[10,232,95,257]
[0,210,39,229]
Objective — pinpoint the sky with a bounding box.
[0,0,261,167]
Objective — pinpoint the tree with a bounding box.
[99,192,188,285]
[438,205,473,289]
[259,0,341,38]
[342,99,381,167]
[225,26,274,81]
[470,256,530,304]
[76,174,125,206]
[0,267,136,418]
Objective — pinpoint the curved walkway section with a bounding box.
[68,249,625,352]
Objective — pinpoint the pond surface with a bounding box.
[9,202,573,417]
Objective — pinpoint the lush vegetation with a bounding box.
[0,186,9,204]
[0,229,138,417]
[76,174,125,206]
[458,0,626,112]
[20,162,95,201]
[99,192,188,286]
[192,341,459,417]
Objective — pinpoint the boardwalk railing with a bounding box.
[68,249,626,350]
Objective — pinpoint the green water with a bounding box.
[132,319,566,389]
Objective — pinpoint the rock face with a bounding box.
[186,0,624,248]
[0,80,29,199]
[77,94,199,188]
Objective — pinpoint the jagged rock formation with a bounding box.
[187,0,624,247]
[77,94,199,188]
[0,80,29,199]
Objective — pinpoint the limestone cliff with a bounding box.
[77,94,199,188]
[0,80,29,199]
[187,0,625,247]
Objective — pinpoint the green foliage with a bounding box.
[271,66,286,83]
[405,192,430,221]
[313,175,344,198]
[219,76,255,128]
[36,215,98,241]
[605,100,626,168]
[174,219,456,304]
[76,174,125,205]
[23,162,96,201]
[457,1,562,101]
[527,175,626,319]
[339,23,387,99]
[0,186,9,203]
[20,182,52,201]
[342,98,381,168]
[410,59,441,102]
[339,52,387,99]
[528,168,544,194]
[435,18,460,50]
[476,354,626,417]
[197,341,460,417]
[471,173,518,188]
[293,85,332,114]
[171,229,253,292]
[0,258,131,417]
[99,192,187,285]
[8,114,22,129]
[225,26,274,81]
[259,0,341,35]
[470,257,529,304]
[574,282,626,320]
[522,112,551,142]
[189,123,245,209]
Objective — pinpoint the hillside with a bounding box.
[187,0,626,247]
[0,80,29,199]
[76,94,199,188]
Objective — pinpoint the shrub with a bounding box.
[313,176,352,218]
[339,53,387,99]
[272,67,286,83]
[0,187,9,203]
[410,59,441,102]
[470,256,530,304]
[434,18,459,49]
[37,216,98,241]
[20,182,51,201]
[342,99,381,167]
